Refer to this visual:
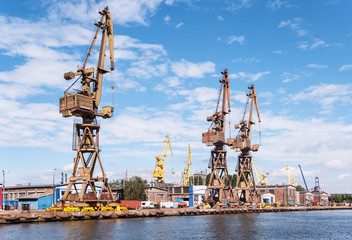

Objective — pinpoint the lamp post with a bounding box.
[2,170,10,210]
[52,168,57,206]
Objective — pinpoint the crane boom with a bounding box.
[298,164,309,191]
[252,159,268,185]
[182,145,192,186]
[152,135,173,183]
[286,165,298,187]
[60,6,115,122]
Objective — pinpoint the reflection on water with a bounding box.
[1,210,352,240]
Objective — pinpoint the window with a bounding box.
[28,192,35,195]
[158,194,164,198]
[269,189,275,194]
[19,192,26,197]
[3,193,8,201]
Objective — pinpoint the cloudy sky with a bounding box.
[0,0,351,193]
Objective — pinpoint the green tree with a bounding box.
[296,185,306,192]
[124,176,148,201]
[194,176,199,185]
[199,177,203,185]
[189,176,194,186]
[109,179,123,188]
[231,174,237,187]
[206,173,211,186]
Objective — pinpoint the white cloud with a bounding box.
[176,22,184,28]
[337,173,352,180]
[231,71,270,82]
[273,50,283,54]
[267,0,292,10]
[298,39,342,51]
[225,0,253,13]
[227,35,245,44]
[306,64,328,69]
[171,59,216,78]
[324,159,349,169]
[164,14,171,23]
[281,72,299,83]
[339,64,352,71]
[232,57,260,63]
[278,18,308,36]
[218,16,224,21]
[47,0,164,26]
[289,83,352,113]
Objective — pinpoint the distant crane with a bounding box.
[202,69,235,204]
[181,145,192,186]
[252,159,268,186]
[59,7,115,203]
[228,84,261,203]
[286,165,298,187]
[298,164,309,191]
[152,135,173,183]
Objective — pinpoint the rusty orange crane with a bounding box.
[59,6,115,203]
[228,84,261,203]
[202,69,235,204]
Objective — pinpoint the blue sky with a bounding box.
[0,0,352,193]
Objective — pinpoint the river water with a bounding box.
[1,210,351,239]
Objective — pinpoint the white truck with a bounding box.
[141,201,155,209]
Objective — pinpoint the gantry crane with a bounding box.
[59,6,115,203]
[228,84,261,203]
[252,159,268,186]
[202,69,235,204]
[153,135,173,183]
[181,145,192,186]
[286,165,298,187]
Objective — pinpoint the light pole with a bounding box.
[2,170,10,210]
[52,168,57,207]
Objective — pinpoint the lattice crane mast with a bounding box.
[153,135,173,183]
[286,165,298,187]
[252,159,268,186]
[228,84,261,203]
[181,145,192,186]
[202,69,235,204]
[59,6,115,203]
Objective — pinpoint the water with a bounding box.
[1,210,351,239]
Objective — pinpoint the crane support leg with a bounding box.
[204,147,235,204]
[61,123,114,203]
[234,153,259,203]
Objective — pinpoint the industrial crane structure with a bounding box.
[202,69,235,204]
[298,164,309,191]
[59,7,115,203]
[252,159,268,186]
[286,165,298,187]
[228,84,261,203]
[152,135,173,183]
[181,145,192,186]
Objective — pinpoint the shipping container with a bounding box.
[120,200,141,209]
[160,201,178,208]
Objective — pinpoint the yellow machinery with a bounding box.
[252,159,268,185]
[59,6,115,203]
[286,165,298,186]
[181,145,192,186]
[152,135,173,183]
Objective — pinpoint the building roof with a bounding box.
[257,184,296,188]
[18,193,52,200]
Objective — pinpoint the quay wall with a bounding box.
[0,206,351,224]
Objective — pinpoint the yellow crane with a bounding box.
[252,159,268,185]
[152,135,173,183]
[286,165,298,187]
[181,145,192,186]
